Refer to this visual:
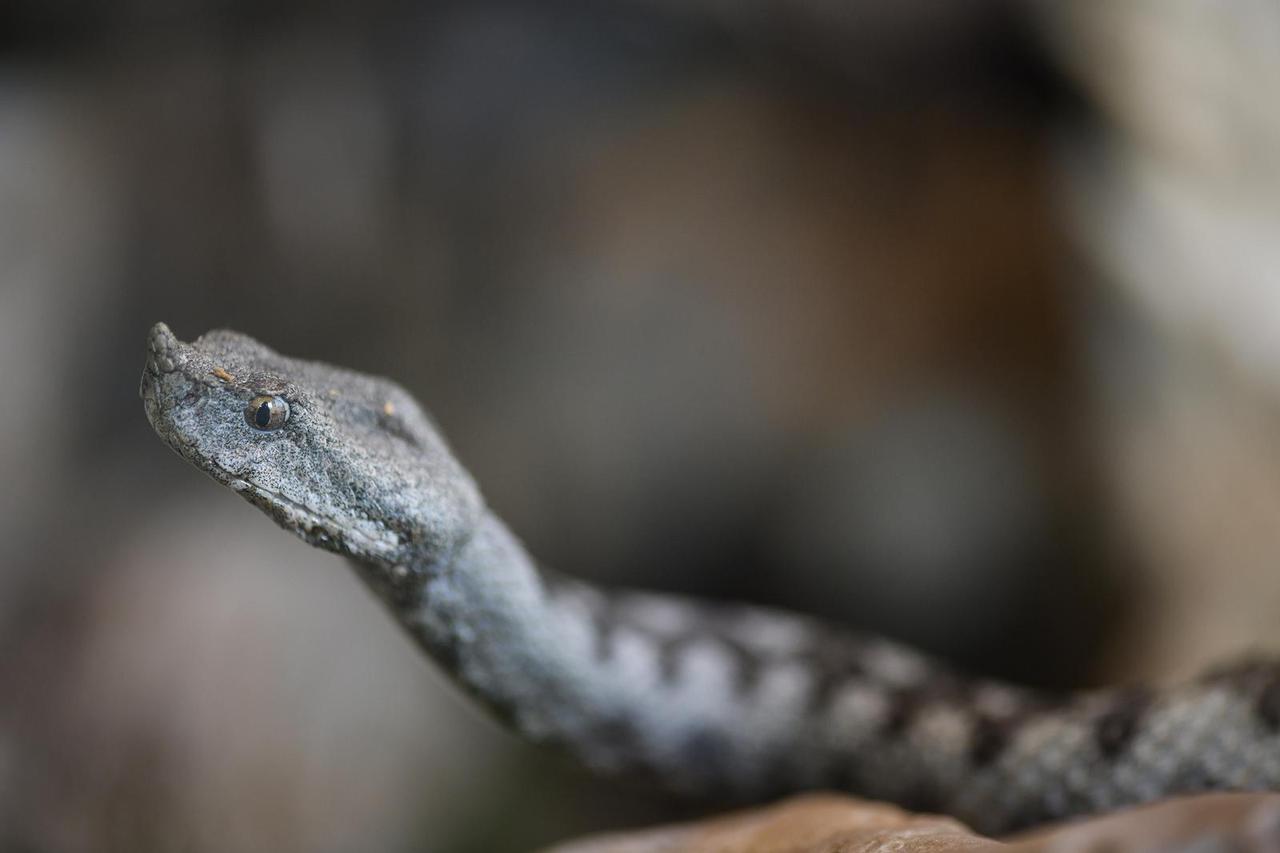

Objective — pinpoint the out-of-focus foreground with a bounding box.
[2,2,1279,851]
[549,792,1280,853]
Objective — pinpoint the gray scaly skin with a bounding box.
[141,323,1280,835]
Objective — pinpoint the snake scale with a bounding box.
[141,322,1280,834]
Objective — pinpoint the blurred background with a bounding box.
[3,1,1280,850]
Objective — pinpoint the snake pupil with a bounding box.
[245,395,289,431]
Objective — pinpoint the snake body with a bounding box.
[141,323,1280,834]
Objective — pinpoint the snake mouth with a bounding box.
[219,468,402,561]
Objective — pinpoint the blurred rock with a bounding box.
[547,794,993,853]
[548,792,1280,853]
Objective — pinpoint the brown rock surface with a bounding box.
[547,793,1280,853]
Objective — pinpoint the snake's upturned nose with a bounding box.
[145,321,182,376]
[149,321,177,353]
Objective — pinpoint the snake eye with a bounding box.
[245,395,289,431]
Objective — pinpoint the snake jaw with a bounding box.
[226,475,403,562]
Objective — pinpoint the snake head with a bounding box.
[141,322,483,568]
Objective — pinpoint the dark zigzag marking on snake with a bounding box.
[545,569,1077,772]
[541,569,1129,777]
[967,691,1068,768]
[1093,686,1153,759]
[803,628,871,714]
[536,568,936,714]
[542,576,776,694]
[487,530,1280,791]
[1197,657,1280,732]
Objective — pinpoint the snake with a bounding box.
[140,322,1280,835]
